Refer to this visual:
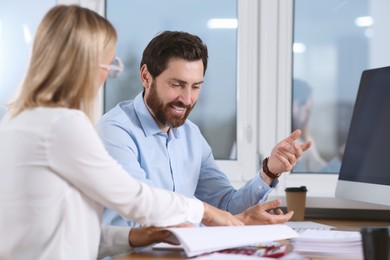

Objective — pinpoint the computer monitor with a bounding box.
[335,66,390,206]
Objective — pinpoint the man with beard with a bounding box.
[97,31,311,228]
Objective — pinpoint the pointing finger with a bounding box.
[283,129,302,144]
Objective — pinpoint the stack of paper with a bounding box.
[160,224,299,257]
[290,229,363,259]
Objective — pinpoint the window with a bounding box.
[264,0,390,210]
[292,0,388,174]
[0,0,56,120]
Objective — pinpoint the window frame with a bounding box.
[218,0,259,184]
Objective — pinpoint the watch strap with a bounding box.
[262,157,282,179]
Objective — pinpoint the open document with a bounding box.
[159,224,298,257]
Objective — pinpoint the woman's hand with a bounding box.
[201,202,244,226]
[129,202,244,247]
[128,224,192,247]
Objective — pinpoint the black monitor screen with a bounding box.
[339,66,390,186]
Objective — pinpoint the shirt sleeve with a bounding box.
[46,111,204,227]
[195,136,277,214]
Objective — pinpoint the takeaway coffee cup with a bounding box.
[285,186,308,221]
[361,226,390,260]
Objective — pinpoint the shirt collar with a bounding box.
[134,92,181,139]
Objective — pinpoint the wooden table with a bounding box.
[115,218,390,260]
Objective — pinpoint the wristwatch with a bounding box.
[262,157,282,179]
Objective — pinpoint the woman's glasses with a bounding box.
[100,56,124,78]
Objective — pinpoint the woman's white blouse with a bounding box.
[0,108,203,260]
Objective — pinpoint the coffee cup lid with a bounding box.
[285,186,308,192]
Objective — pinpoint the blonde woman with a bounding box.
[0,5,242,260]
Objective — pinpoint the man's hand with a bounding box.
[202,202,244,226]
[267,129,312,175]
[235,199,294,225]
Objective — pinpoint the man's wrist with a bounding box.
[262,157,282,179]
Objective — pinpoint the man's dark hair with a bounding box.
[140,30,208,78]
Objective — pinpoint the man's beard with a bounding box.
[146,82,195,128]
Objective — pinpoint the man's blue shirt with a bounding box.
[97,92,278,227]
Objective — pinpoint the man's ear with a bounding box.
[140,64,151,89]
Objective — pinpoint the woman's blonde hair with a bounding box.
[8,5,117,121]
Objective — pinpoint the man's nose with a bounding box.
[179,88,192,105]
